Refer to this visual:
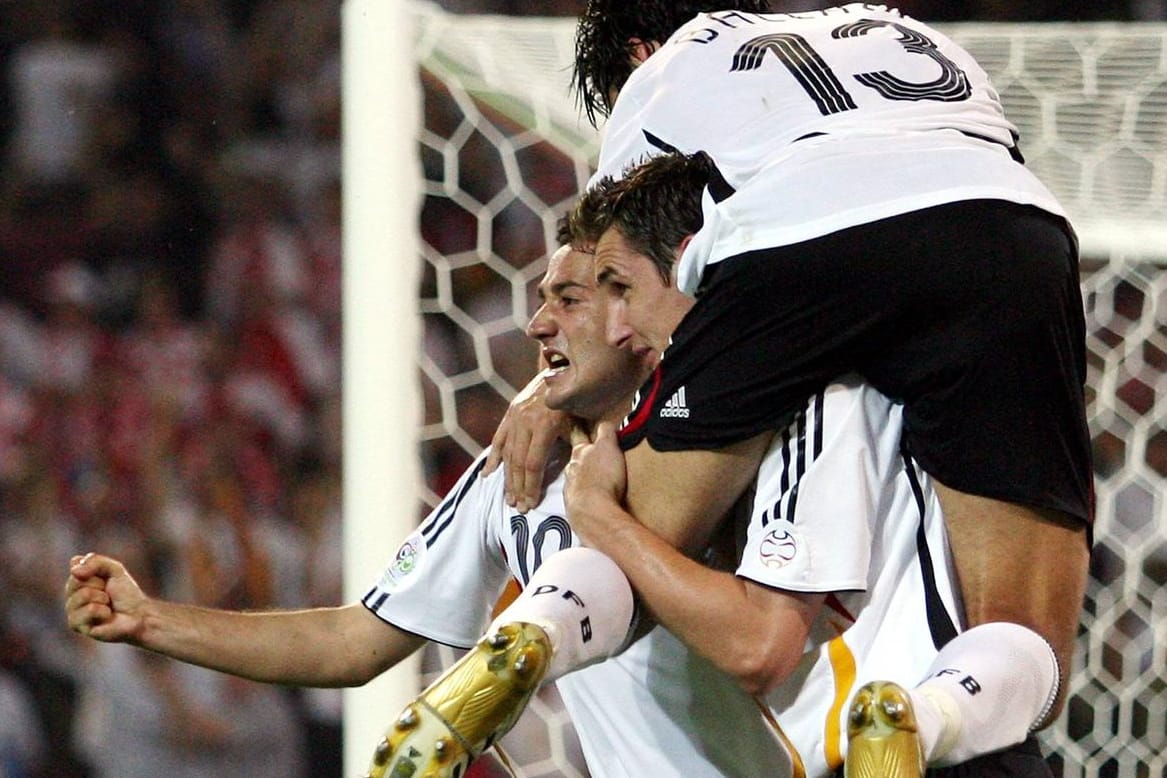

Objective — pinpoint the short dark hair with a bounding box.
[568,151,714,283]
[573,0,772,126]
[555,214,573,248]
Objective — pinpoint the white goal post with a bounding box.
[344,4,1167,776]
[340,1,423,774]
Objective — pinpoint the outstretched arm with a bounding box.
[565,423,822,695]
[65,553,421,688]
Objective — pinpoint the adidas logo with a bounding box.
[660,386,690,418]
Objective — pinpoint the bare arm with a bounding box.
[622,429,773,556]
[66,553,421,688]
[565,423,822,695]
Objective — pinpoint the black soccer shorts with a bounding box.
[618,199,1092,526]
[932,735,1055,778]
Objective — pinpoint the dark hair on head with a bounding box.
[555,214,573,248]
[573,0,772,126]
[568,151,714,283]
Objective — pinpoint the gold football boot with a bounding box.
[364,622,551,778]
[845,681,926,778]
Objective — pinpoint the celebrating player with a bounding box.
[64,240,793,778]
[385,152,1059,778]
[566,151,1064,778]
[490,3,1090,772]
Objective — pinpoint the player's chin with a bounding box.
[542,381,574,412]
[548,382,605,418]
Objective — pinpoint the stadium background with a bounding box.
[0,1,1163,777]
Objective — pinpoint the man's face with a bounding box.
[594,227,693,356]
[526,245,656,421]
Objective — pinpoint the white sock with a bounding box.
[487,546,636,682]
[908,622,1059,766]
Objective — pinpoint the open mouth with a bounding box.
[544,350,570,372]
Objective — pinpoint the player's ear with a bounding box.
[628,38,659,66]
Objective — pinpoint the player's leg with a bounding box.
[907,621,1060,766]
[933,484,1089,725]
[893,204,1092,677]
[848,618,1064,778]
[366,547,636,778]
[847,199,1090,777]
[844,501,1085,778]
[484,545,637,682]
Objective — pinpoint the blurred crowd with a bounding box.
[0,0,1163,777]
[0,1,343,775]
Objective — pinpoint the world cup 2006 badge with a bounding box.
[380,535,423,591]
[758,527,798,569]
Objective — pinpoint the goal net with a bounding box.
[393,5,1167,776]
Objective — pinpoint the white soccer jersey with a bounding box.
[736,377,962,776]
[362,455,791,778]
[592,4,1068,295]
[362,381,960,777]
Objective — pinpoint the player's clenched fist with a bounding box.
[65,553,148,644]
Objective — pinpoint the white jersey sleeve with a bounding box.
[737,380,962,776]
[361,453,517,647]
[736,377,901,592]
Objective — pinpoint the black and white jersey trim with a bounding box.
[759,390,826,527]
[363,589,388,612]
[903,450,960,649]
[420,455,489,548]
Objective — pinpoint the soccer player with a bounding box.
[566,152,1063,777]
[391,152,1058,778]
[64,242,792,778]
[495,3,1090,771]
